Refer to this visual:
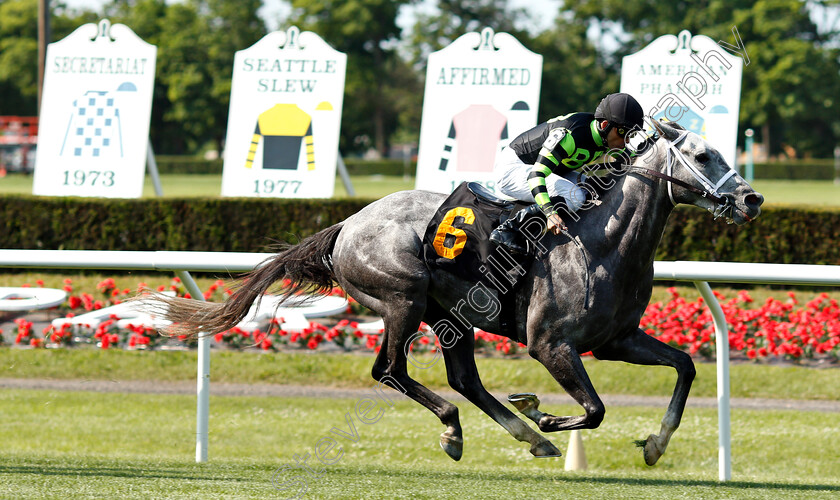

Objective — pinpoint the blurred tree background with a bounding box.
[1,0,838,157]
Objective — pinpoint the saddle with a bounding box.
[466,182,515,209]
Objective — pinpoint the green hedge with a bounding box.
[154,156,416,177]
[0,196,838,264]
[343,158,416,176]
[658,206,840,265]
[753,160,839,180]
[154,156,223,175]
[0,196,370,252]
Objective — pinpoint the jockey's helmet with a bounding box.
[595,93,644,138]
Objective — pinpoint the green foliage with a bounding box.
[289,0,418,154]
[566,0,840,157]
[658,205,840,265]
[753,160,839,180]
[530,16,617,120]
[2,0,840,160]
[0,195,370,251]
[1,195,838,264]
[0,0,98,115]
[406,0,529,67]
[102,0,266,154]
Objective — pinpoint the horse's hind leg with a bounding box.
[426,302,562,458]
[374,298,466,460]
[346,281,465,461]
[591,328,696,466]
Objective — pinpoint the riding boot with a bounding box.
[489,204,544,255]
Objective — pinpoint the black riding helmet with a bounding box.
[595,93,644,139]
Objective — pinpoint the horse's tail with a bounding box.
[149,223,343,337]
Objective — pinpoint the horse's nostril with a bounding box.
[745,192,764,208]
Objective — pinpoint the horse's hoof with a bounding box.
[530,440,562,458]
[639,434,663,466]
[508,393,541,412]
[439,432,463,461]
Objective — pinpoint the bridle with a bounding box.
[630,130,739,221]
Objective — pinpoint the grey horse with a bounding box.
[153,120,763,466]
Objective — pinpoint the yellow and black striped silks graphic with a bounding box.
[244,104,315,170]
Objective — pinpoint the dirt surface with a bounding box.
[2,377,839,413]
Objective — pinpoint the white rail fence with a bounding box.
[1,249,839,481]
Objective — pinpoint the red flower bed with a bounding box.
[6,278,839,363]
[641,288,840,362]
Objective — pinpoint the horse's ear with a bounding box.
[651,119,682,141]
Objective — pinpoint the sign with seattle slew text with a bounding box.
[222,27,346,198]
[621,30,744,169]
[33,20,156,198]
[415,27,542,194]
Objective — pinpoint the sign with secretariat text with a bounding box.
[621,30,745,170]
[222,27,346,198]
[33,20,156,198]
[415,28,542,194]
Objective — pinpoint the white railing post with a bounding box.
[175,270,210,463]
[694,280,732,481]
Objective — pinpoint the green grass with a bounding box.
[1,173,838,205]
[0,173,415,199]
[0,349,837,401]
[0,389,838,498]
[749,179,840,207]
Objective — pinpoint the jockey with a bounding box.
[490,92,645,254]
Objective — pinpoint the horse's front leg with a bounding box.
[521,340,606,432]
[591,328,696,466]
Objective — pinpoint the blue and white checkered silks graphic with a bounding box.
[60,90,124,159]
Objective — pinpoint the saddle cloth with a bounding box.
[422,182,533,301]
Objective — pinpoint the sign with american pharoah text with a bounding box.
[415,28,542,194]
[222,27,347,198]
[621,30,745,170]
[33,20,156,198]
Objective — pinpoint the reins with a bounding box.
[558,228,590,310]
[628,167,728,205]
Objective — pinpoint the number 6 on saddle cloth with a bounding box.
[422,182,543,336]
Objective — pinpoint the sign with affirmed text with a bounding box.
[222,26,346,198]
[33,19,156,198]
[415,27,542,194]
[621,30,744,170]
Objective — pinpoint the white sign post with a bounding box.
[415,27,542,194]
[33,20,157,198]
[221,27,346,198]
[621,30,744,169]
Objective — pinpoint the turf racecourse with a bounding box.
[1,389,839,499]
[0,352,839,499]
[1,173,840,204]
[2,175,839,497]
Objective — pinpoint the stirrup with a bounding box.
[490,227,528,255]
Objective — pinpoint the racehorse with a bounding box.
[151,120,763,466]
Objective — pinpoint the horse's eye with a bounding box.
[696,152,709,163]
